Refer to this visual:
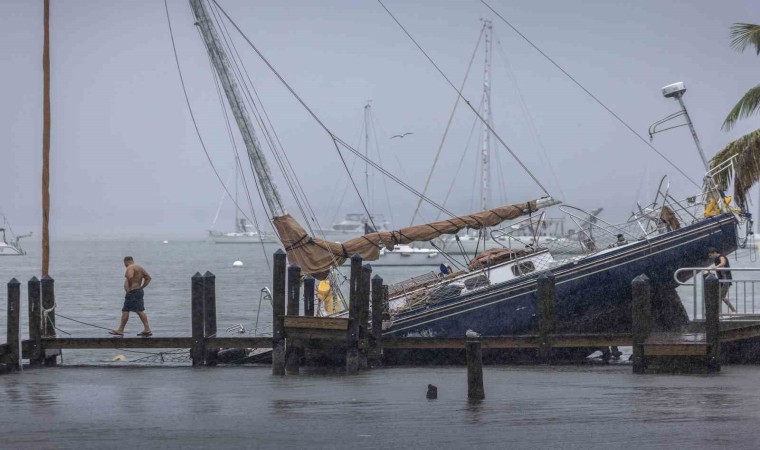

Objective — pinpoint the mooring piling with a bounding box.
[6,279,21,372]
[346,253,362,374]
[190,272,205,366]
[370,274,384,366]
[537,272,556,365]
[272,249,287,376]
[303,276,315,317]
[631,274,652,374]
[286,264,302,375]
[27,276,43,366]
[704,274,721,372]
[203,271,218,366]
[465,340,485,400]
[358,264,372,370]
[40,275,58,366]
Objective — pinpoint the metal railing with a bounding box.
[674,267,760,320]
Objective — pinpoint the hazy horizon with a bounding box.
[2,0,758,240]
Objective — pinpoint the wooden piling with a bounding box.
[631,274,652,374]
[40,275,57,366]
[370,274,384,366]
[346,254,362,374]
[465,340,485,400]
[27,276,43,366]
[303,276,315,317]
[191,272,205,366]
[6,279,21,371]
[285,264,302,375]
[537,272,555,365]
[203,271,218,366]
[272,249,287,376]
[358,264,372,370]
[704,274,721,372]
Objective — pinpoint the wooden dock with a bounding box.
[3,251,760,376]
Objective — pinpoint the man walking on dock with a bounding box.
[707,247,736,314]
[110,256,153,337]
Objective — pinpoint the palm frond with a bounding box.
[722,83,760,131]
[710,128,760,208]
[730,23,760,55]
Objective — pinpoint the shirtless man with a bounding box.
[110,256,152,337]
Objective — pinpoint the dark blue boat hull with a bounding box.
[385,214,738,338]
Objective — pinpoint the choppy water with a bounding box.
[2,240,760,448]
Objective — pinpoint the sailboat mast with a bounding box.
[42,0,51,276]
[190,0,286,218]
[480,20,493,212]
[364,102,371,217]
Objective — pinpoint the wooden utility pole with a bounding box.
[42,0,51,276]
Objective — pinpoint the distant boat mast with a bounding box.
[189,0,286,218]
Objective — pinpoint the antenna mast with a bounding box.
[190,0,286,217]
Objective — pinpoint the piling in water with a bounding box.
[704,274,720,372]
[203,271,218,366]
[466,340,485,400]
[303,276,315,317]
[631,274,652,374]
[190,272,205,366]
[41,275,58,366]
[272,250,287,376]
[27,276,43,366]
[6,279,21,371]
[537,272,555,365]
[358,264,372,370]
[370,274,384,366]
[346,254,362,374]
[286,264,302,375]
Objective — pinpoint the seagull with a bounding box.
[390,132,413,139]
[465,329,481,338]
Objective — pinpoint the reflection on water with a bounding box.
[2,365,760,448]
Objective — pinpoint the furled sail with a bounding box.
[274,197,559,279]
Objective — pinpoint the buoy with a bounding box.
[233,260,244,268]
[112,354,126,362]
[163,240,169,244]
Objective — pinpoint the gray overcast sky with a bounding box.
[1,0,758,239]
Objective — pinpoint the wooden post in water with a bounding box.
[537,272,555,365]
[346,254,362,374]
[465,340,485,400]
[40,275,57,366]
[28,276,43,366]
[631,274,652,375]
[203,271,218,366]
[6,279,21,371]
[704,274,721,372]
[370,274,384,366]
[358,264,372,370]
[303,276,315,317]
[272,249,287,376]
[285,264,302,375]
[190,272,205,366]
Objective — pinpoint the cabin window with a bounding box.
[511,261,535,276]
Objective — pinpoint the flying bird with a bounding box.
[390,132,413,139]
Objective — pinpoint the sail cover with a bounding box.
[274,198,555,279]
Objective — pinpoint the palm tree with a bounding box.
[709,23,760,208]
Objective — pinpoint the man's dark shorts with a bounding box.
[123,288,145,312]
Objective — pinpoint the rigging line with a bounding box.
[210,1,327,235]
[375,0,551,197]
[210,167,235,229]
[201,29,263,234]
[481,0,701,190]
[206,3,301,221]
[493,32,566,200]
[369,109,395,229]
[56,312,113,332]
[329,120,365,228]
[410,23,485,226]
[435,98,484,222]
[212,0,456,220]
[164,0,254,226]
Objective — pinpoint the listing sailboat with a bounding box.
[184,0,739,340]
